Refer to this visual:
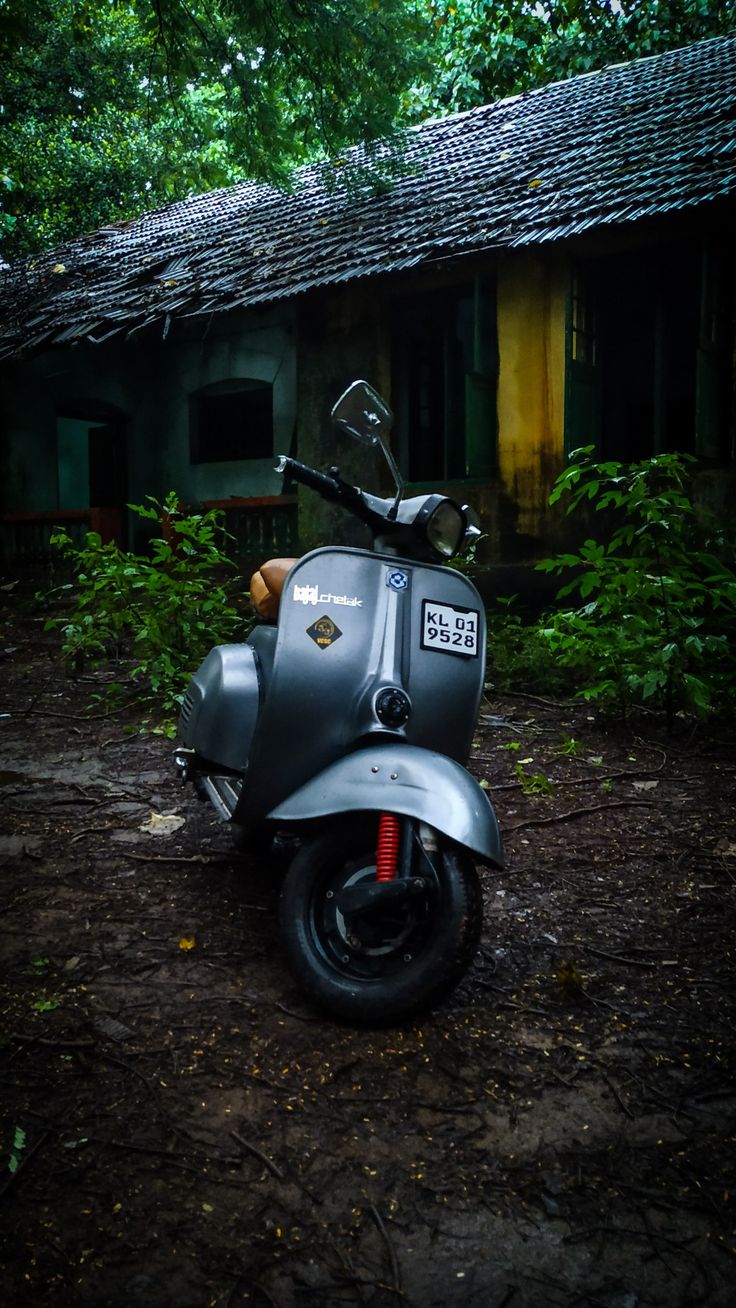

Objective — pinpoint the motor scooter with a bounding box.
[175,380,503,1023]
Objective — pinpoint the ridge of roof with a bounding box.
[2,30,735,357]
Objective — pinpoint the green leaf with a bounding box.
[32,997,60,1013]
[8,1126,27,1174]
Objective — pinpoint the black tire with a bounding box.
[278,820,482,1024]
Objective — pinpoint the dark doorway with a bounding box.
[88,422,126,507]
[56,402,128,542]
[392,279,498,482]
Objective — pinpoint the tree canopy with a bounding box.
[0,0,430,258]
[418,1,736,118]
[1,0,733,259]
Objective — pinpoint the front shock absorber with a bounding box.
[375,812,401,882]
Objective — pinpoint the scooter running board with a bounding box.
[202,775,242,821]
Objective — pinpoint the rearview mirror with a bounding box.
[331,380,394,447]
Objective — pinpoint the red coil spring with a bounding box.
[375,812,401,882]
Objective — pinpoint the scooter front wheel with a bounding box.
[279,820,482,1024]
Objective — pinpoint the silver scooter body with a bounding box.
[178,377,503,871]
[177,381,504,1021]
[178,544,502,866]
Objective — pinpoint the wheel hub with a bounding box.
[331,864,418,958]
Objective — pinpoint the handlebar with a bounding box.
[275,453,474,561]
[275,455,344,502]
[275,455,382,531]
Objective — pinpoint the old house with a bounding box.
[1,32,735,583]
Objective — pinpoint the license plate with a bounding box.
[421,600,480,657]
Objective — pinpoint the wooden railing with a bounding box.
[0,507,123,564]
[0,497,299,568]
[204,495,299,563]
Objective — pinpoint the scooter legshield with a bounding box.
[236,546,488,827]
[266,743,504,868]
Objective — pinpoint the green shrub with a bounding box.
[44,493,246,719]
[485,596,572,697]
[536,448,736,723]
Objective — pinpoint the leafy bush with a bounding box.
[536,448,736,723]
[44,493,246,719]
[485,596,573,697]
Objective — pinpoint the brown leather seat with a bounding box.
[249,557,299,622]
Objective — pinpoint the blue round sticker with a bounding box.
[387,569,409,592]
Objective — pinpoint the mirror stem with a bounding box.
[379,435,404,520]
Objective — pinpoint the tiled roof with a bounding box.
[2,32,735,357]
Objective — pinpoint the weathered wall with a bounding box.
[295,285,392,553]
[0,305,297,534]
[152,312,296,506]
[0,252,572,587]
[2,250,569,576]
[0,343,142,513]
[293,253,569,577]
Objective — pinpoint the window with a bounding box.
[563,245,729,463]
[393,279,498,482]
[564,266,600,457]
[695,240,733,461]
[190,380,273,464]
[570,269,597,367]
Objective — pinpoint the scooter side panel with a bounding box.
[178,643,261,772]
[238,547,487,826]
[267,743,504,868]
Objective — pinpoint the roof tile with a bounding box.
[2,32,735,356]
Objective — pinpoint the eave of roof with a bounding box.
[2,30,735,358]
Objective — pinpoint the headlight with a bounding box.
[425,499,464,558]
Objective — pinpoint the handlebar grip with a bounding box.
[275,455,347,503]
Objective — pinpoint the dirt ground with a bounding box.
[1,590,735,1308]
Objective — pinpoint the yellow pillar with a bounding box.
[497,253,567,546]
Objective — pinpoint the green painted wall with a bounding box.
[0,305,297,543]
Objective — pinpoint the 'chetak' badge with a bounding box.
[306,615,342,650]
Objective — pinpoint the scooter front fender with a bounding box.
[267,744,504,868]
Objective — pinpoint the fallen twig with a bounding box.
[547,1067,581,1088]
[495,1289,518,1308]
[8,1032,96,1049]
[121,852,232,865]
[369,1204,403,1301]
[484,761,667,794]
[505,799,655,834]
[26,705,131,721]
[494,690,579,708]
[274,1001,321,1022]
[230,1130,285,1180]
[70,824,116,842]
[98,1051,168,1119]
[600,1071,635,1119]
[251,1282,280,1308]
[576,943,660,968]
